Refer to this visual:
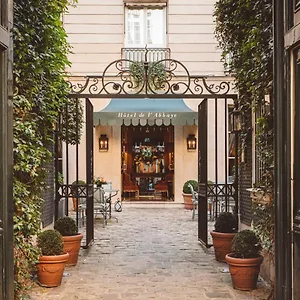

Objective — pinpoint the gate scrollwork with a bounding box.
[67,58,232,97]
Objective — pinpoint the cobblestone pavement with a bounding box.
[29,208,271,300]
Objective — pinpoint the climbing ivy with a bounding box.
[13,0,80,298]
[130,61,167,90]
[214,0,274,254]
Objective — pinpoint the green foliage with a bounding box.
[252,202,274,253]
[214,212,237,233]
[214,0,274,253]
[37,230,64,256]
[61,98,84,145]
[231,229,262,258]
[13,0,78,298]
[129,61,166,90]
[182,180,198,194]
[14,238,40,298]
[71,180,86,196]
[54,216,78,236]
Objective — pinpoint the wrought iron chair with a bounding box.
[79,187,110,228]
[188,183,198,220]
[93,187,110,227]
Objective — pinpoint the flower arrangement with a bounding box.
[134,146,158,165]
[94,176,107,187]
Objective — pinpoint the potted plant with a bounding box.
[54,216,83,266]
[94,176,107,187]
[37,229,69,287]
[210,212,237,262]
[71,180,86,211]
[225,229,263,291]
[182,180,198,210]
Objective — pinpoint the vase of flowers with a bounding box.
[94,176,107,187]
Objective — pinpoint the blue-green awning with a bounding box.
[94,99,198,126]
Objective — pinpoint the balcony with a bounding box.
[121,47,171,62]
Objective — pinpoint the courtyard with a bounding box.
[29,208,270,300]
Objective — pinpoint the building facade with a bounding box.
[63,0,235,204]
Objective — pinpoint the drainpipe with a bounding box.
[273,0,292,299]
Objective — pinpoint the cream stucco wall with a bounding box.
[64,0,225,76]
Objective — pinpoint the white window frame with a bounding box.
[125,6,167,48]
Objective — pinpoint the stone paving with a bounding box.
[29,208,271,300]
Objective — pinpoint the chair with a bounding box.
[188,183,198,220]
[154,174,173,199]
[123,173,139,199]
[154,180,168,198]
[79,188,109,228]
[93,187,109,227]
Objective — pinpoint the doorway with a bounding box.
[121,124,174,201]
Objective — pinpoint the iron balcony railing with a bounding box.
[121,47,171,62]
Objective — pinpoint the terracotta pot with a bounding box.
[37,252,69,287]
[182,193,193,210]
[225,253,264,291]
[210,231,236,262]
[62,233,83,266]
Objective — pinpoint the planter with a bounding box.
[37,252,69,287]
[225,253,264,291]
[62,233,83,266]
[182,193,193,210]
[210,231,236,262]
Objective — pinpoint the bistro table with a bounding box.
[102,188,119,222]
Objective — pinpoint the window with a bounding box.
[125,7,166,48]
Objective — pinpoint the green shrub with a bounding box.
[71,180,86,196]
[37,230,63,256]
[182,180,198,194]
[214,212,237,233]
[231,229,262,258]
[54,216,78,236]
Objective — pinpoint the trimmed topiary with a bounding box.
[54,216,78,236]
[71,180,86,197]
[214,212,237,233]
[231,229,262,258]
[182,180,198,194]
[37,230,63,256]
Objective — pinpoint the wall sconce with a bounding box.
[99,134,109,151]
[187,134,197,151]
[230,108,242,133]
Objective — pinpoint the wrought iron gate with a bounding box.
[65,56,238,249]
[198,98,239,247]
[55,98,94,248]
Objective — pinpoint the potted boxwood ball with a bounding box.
[37,229,69,287]
[210,212,237,262]
[225,229,263,291]
[54,216,83,266]
[182,180,198,210]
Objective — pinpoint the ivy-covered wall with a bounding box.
[214,0,274,257]
[13,0,77,298]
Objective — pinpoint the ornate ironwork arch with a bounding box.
[67,58,235,99]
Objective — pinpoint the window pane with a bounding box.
[146,9,164,46]
[126,9,144,46]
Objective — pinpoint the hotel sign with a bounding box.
[117,112,177,119]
